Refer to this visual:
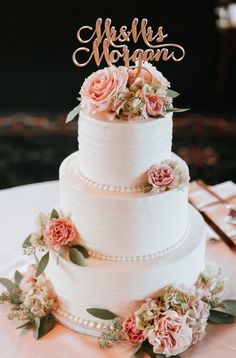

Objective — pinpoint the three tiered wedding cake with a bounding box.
[45,63,206,336]
[1,22,234,356]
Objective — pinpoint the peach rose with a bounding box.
[148,310,192,357]
[128,62,170,89]
[80,66,128,114]
[44,217,76,250]
[122,314,145,343]
[19,265,36,292]
[148,165,177,192]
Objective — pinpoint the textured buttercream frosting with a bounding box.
[46,205,205,332]
[78,111,173,188]
[60,151,189,257]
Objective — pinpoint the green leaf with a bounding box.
[35,252,49,277]
[14,270,23,285]
[50,209,59,219]
[69,248,86,267]
[166,89,180,98]
[66,104,80,123]
[208,309,235,324]
[33,315,56,339]
[22,234,32,248]
[222,300,236,317]
[87,308,117,320]
[16,321,33,330]
[0,278,18,292]
[141,340,161,358]
[33,317,40,339]
[168,108,190,113]
[130,344,143,357]
[143,184,153,193]
[71,245,89,258]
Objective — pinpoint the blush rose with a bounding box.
[122,314,145,343]
[44,217,77,250]
[80,66,128,114]
[147,165,177,192]
[148,310,192,357]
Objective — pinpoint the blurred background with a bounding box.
[0,0,235,189]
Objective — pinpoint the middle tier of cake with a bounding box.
[60,151,189,258]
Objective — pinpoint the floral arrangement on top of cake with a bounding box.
[66,62,188,122]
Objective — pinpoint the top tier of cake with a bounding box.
[78,111,173,188]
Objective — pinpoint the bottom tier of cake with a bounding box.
[45,205,205,337]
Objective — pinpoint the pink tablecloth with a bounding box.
[0,181,236,358]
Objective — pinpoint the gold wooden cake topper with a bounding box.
[72,18,185,74]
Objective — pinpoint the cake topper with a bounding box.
[72,18,185,74]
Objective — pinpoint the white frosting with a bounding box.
[78,111,173,187]
[59,151,189,257]
[46,205,205,333]
[86,226,189,261]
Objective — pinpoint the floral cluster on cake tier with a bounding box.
[66,62,187,122]
[23,208,88,275]
[87,263,236,357]
[144,160,189,193]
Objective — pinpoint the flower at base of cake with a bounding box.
[88,264,236,357]
[20,266,57,318]
[66,62,188,123]
[156,286,210,345]
[144,160,190,193]
[148,310,192,356]
[195,262,226,308]
[122,314,145,343]
[0,265,58,339]
[22,208,89,276]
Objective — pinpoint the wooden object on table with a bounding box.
[188,196,236,252]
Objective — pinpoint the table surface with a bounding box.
[0,181,236,358]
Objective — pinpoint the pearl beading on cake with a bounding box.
[87,225,189,262]
[54,307,107,330]
[76,166,145,193]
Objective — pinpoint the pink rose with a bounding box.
[19,265,36,292]
[148,165,177,192]
[44,217,76,250]
[122,314,145,343]
[145,95,166,117]
[80,66,128,114]
[148,310,192,357]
